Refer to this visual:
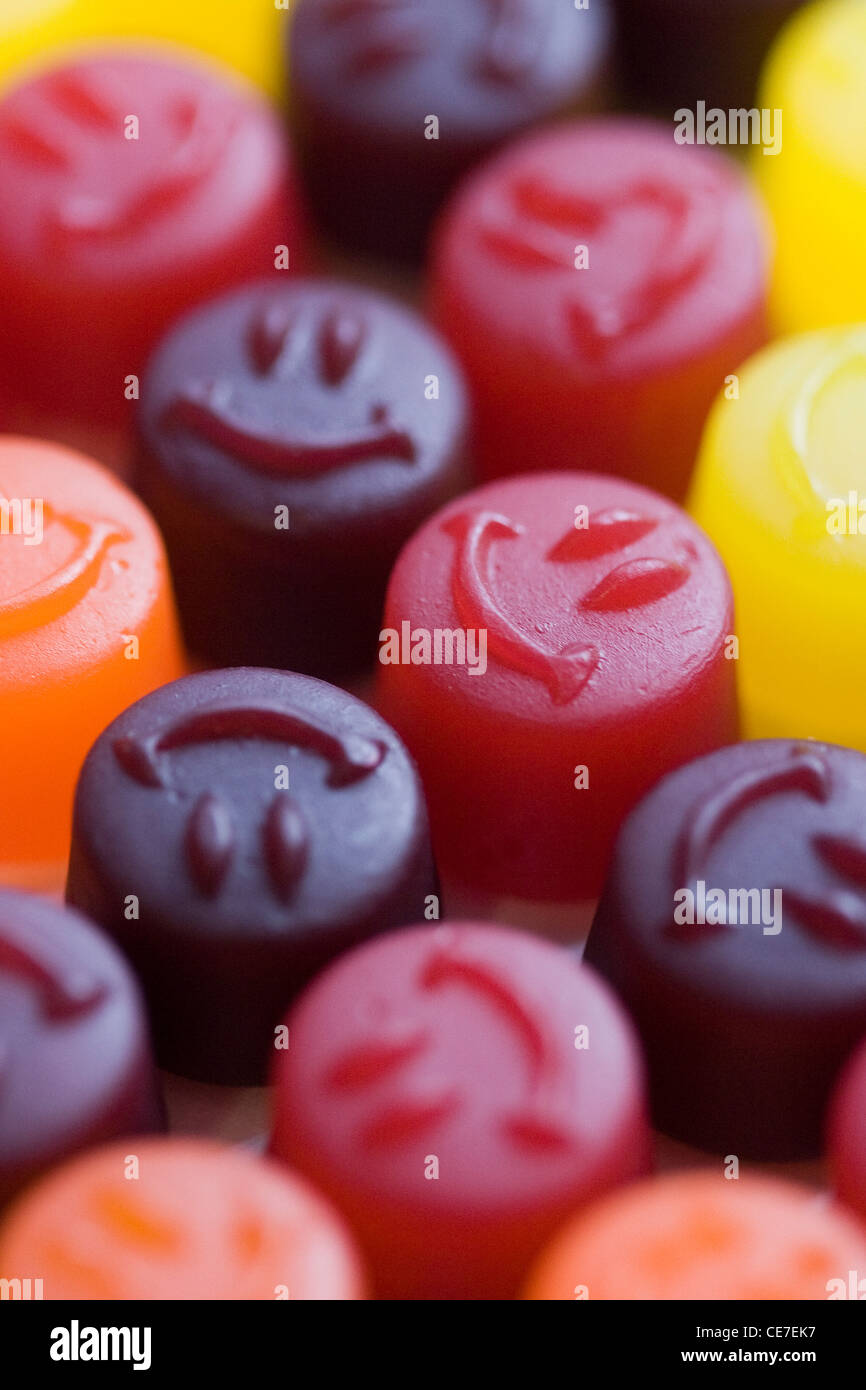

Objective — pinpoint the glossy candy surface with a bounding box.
[689,328,866,749]
[136,280,469,675]
[0,437,184,887]
[0,891,162,1208]
[523,1172,866,1300]
[288,0,611,262]
[757,0,866,332]
[377,472,737,900]
[0,51,304,436]
[270,922,651,1300]
[430,118,770,496]
[66,668,437,1084]
[586,739,866,1160]
[0,1138,366,1299]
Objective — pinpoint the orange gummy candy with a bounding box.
[523,1172,866,1301]
[0,1137,367,1300]
[0,436,184,886]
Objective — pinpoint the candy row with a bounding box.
[2,888,866,1300]
[3,0,866,465]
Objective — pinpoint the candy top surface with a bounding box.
[597,739,866,1014]
[290,0,609,139]
[0,890,148,1168]
[523,1172,866,1300]
[72,667,430,937]
[760,0,866,178]
[432,118,769,376]
[0,1138,366,1299]
[275,922,645,1214]
[0,51,287,283]
[691,327,866,565]
[0,437,171,686]
[138,280,467,527]
[384,471,733,726]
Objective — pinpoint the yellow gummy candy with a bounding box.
[689,326,866,750]
[0,0,289,97]
[755,0,866,333]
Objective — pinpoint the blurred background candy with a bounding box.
[0,49,307,471]
[523,1172,866,1299]
[270,922,651,1299]
[0,1138,366,1299]
[0,890,163,1208]
[0,438,184,891]
[288,0,612,263]
[757,0,866,332]
[429,119,771,496]
[689,327,866,749]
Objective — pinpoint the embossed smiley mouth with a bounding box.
[161,382,417,477]
[0,505,127,638]
[159,303,420,476]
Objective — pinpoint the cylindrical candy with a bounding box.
[0,890,162,1208]
[429,118,770,496]
[614,0,806,113]
[689,327,866,749]
[756,0,866,333]
[0,1139,366,1299]
[135,280,469,676]
[270,922,651,1300]
[66,668,438,1085]
[377,472,737,901]
[828,1036,866,1226]
[586,739,866,1160]
[523,1173,866,1300]
[0,437,185,889]
[288,0,611,263]
[0,50,305,449]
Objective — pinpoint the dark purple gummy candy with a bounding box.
[585,739,866,1161]
[287,0,611,261]
[0,890,163,1206]
[66,668,439,1085]
[135,279,469,676]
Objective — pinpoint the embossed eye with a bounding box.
[581,557,689,612]
[317,309,367,385]
[247,305,297,375]
[547,509,657,561]
[111,703,387,901]
[186,793,235,897]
